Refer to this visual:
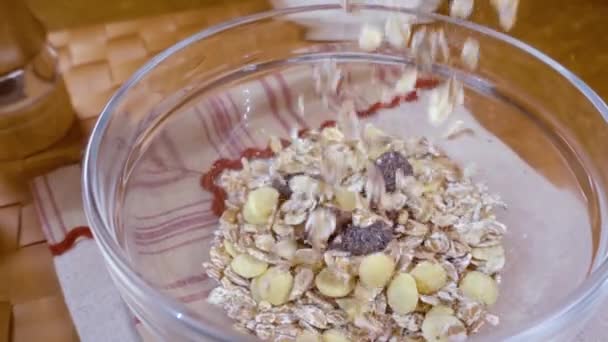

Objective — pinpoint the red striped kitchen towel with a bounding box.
[30,62,602,342]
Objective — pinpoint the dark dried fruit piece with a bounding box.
[272,173,305,200]
[272,178,292,199]
[375,151,413,192]
[338,221,393,256]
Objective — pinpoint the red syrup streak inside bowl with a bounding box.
[201,78,439,216]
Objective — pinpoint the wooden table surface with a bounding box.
[1,0,608,341]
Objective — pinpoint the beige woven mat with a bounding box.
[50,0,269,131]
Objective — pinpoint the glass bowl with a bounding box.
[83,4,608,341]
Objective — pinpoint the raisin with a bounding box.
[272,173,305,200]
[375,151,413,192]
[272,178,292,199]
[338,221,393,256]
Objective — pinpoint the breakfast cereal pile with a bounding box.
[204,119,506,342]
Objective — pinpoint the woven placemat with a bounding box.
[50,0,269,127]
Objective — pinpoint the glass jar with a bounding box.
[0,0,74,163]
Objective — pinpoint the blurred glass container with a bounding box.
[0,0,74,162]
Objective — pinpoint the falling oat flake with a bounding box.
[358,24,383,52]
[461,38,480,70]
[394,68,418,94]
[450,0,475,19]
[491,0,520,31]
[385,14,411,49]
[428,77,464,126]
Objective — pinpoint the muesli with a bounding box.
[204,112,506,341]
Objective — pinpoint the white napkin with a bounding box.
[30,166,142,342]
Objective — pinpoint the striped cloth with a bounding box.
[30,64,606,341]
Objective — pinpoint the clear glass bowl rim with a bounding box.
[82,4,608,341]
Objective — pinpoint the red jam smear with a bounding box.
[201,78,438,216]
